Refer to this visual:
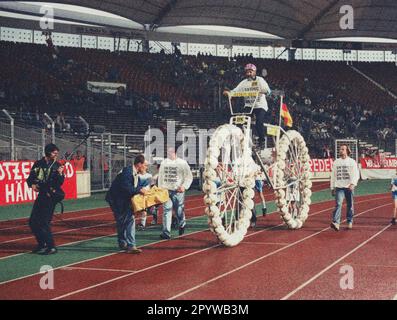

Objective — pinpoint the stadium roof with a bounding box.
[1,0,397,41]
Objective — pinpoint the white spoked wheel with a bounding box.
[274,130,312,229]
[203,124,255,247]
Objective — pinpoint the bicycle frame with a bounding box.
[227,91,297,191]
[204,90,311,242]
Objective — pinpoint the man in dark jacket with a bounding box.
[106,154,148,254]
[26,143,65,255]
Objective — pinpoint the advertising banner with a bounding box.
[0,161,77,206]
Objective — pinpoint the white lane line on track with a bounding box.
[0,222,115,245]
[52,200,389,300]
[61,266,137,273]
[337,263,397,269]
[0,211,111,232]
[281,223,392,300]
[0,224,214,285]
[167,203,391,300]
[240,241,290,246]
[0,206,110,223]
[0,195,387,288]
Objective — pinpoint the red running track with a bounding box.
[0,193,392,300]
[0,182,330,259]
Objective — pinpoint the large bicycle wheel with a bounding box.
[274,130,312,229]
[203,124,255,247]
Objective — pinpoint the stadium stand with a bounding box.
[1,40,396,159]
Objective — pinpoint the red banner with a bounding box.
[360,157,397,169]
[309,158,334,173]
[0,161,77,206]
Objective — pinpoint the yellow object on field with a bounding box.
[131,187,170,213]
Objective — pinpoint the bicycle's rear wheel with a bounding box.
[274,130,312,229]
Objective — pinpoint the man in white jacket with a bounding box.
[158,147,193,239]
[330,145,360,231]
[223,64,272,147]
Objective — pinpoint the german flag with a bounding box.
[280,103,293,127]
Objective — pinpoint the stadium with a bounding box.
[0,0,397,302]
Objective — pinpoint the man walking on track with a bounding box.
[330,145,360,231]
[390,168,397,225]
[158,147,193,239]
[223,63,272,148]
[27,143,65,255]
[106,155,148,254]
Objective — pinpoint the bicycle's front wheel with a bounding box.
[203,124,255,247]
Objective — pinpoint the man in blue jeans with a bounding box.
[158,148,193,239]
[106,155,148,253]
[330,145,360,231]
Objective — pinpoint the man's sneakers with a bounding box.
[330,222,340,231]
[126,246,142,254]
[119,243,141,254]
[262,207,267,216]
[160,233,171,240]
[39,247,58,255]
[391,218,396,225]
[32,246,57,255]
[151,217,158,225]
[330,222,353,231]
[137,223,145,231]
[31,246,47,254]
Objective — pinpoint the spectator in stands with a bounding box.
[55,113,65,132]
[0,82,5,101]
[2,40,396,164]
[101,155,110,188]
[330,145,360,231]
[158,147,193,239]
[34,108,41,127]
[105,154,148,254]
[72,150,87,171]
[115,86,125,106]
[322,145,331,159]
[60,112,71,132]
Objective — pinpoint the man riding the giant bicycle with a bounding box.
[223,63,272,148]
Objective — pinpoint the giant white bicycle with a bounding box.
[203,90,312,247]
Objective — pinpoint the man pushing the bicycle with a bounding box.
[223,64,272,148]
